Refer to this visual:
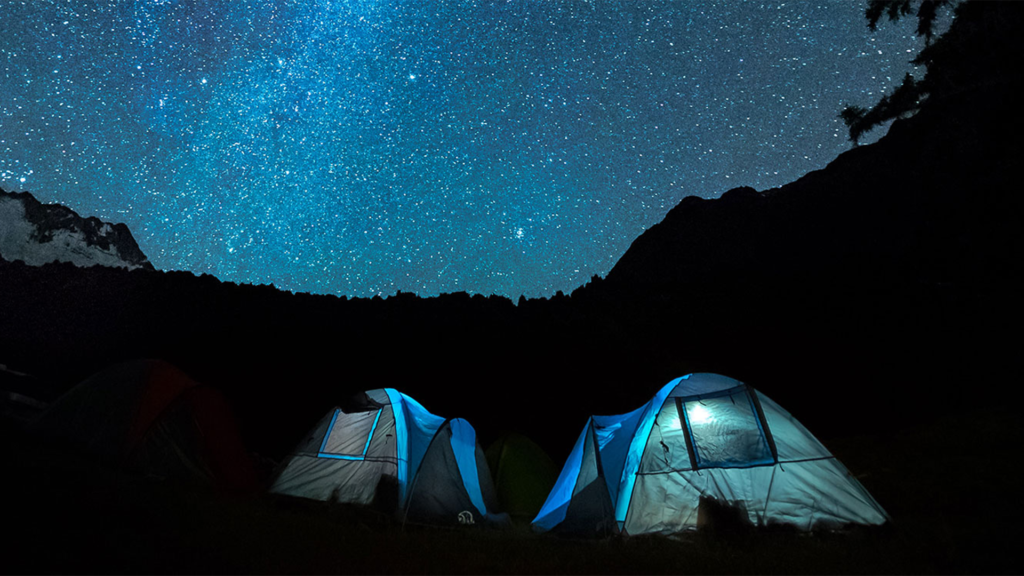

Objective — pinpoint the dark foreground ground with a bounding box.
[4,402,1019,575]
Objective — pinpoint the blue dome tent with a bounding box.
[533,373,888,535]
[270,389,506,527]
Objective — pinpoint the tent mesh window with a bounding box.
[319,408,383,460]
[677,387,774,469]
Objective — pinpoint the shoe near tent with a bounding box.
[485,433,559,523]
[533,373,889,536]
[270,388,508,527]
[28,359,257,492]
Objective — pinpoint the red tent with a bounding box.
[31,359,256,492]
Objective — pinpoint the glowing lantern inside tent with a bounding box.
[686,402,713,425]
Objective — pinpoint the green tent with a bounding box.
[485,433,559,522]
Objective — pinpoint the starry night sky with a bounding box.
[0,1,924,298]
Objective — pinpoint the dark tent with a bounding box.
[485,433,559,522]
[29,359,256,491]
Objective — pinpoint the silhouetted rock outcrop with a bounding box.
[604,1,1023,297]
[605,105,1021,298]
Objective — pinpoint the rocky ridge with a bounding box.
[0,189,153,271]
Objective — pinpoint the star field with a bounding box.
[0,1,924,298]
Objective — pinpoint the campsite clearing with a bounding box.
[2,402,1018,574]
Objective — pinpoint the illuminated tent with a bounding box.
[29,359,257,491]
[533,373,889,535]
[270,389,506,526]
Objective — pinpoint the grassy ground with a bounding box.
[3,406,1020,574]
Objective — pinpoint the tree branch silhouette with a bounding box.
[841,0,958,144]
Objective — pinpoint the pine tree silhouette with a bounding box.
[865,0,953,43]
[840,0,955,144]
[840,0,1023,144]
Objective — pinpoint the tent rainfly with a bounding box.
[270,388,506,527]
[533,373,889,535]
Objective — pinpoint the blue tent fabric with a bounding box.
[533,374,890,535]
[450,418,489,518]
[533,378,679,531]
[592,407,644,513]
[404,416,508,526]
[384,388,445,507]
[614,379,678,527]
[533,423,589,532]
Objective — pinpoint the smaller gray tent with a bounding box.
[271,388,507,526]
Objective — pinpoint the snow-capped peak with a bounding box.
[0,188,153,271]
